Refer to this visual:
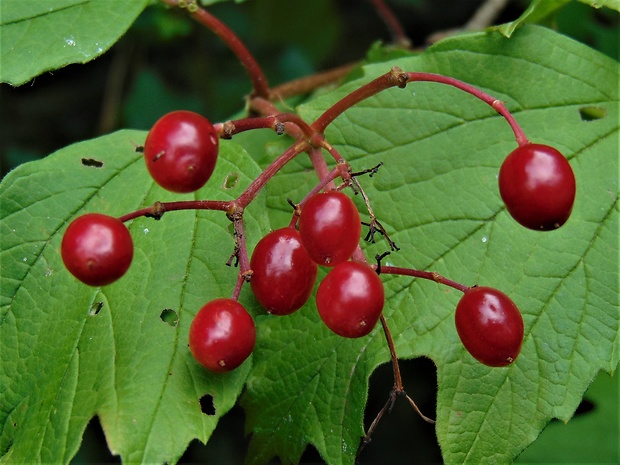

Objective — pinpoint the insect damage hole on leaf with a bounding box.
[89,302,104,316]
[200,394,216,415]
[223,172,240,189]
[81,158,104,168]
[160,308,179,326]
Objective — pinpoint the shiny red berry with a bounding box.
[144,110,219,193]
[61,213,133,286]
[499,143,576,231]
[455,286,524,367]
[298,191,361,267]
[189,299,256,373]
[250,227,318,315]
[316,261,384,338]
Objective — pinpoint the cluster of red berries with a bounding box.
[61,100,576,373]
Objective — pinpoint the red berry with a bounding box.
[144,110,219,193]
[61,213,133,286]
[455,286,524,367]
[250,228,318,315]
[316,261,384,338]
[299,191,361,267]
[499,143,576,231]
[189,298,256,373]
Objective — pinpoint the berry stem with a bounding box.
[236,140,308,209]
[117,200,233,223]
[378,315,434,425]
[406,72,529,146]
[287,164,346,228]
[229,215,251,301]
[380,266,470,293]
[380,314,404,391]
[361,314,434,453]
[160,0,270,99]
[215,113,316,140]
[307,147,338,191]
[312,67,529,147]
[312,67,409,133]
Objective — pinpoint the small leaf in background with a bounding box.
[0,130,270,464]
[0,0,149,85]
[495,0,620,38]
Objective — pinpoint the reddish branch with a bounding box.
[313,67,529,146]
[160,0,269,99]
[369,0,411,48]
[126,8,530,450]
[380,266,470,293]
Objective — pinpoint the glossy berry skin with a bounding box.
[144,110,219,193]
[499,143,576,231]
[189,298,256,373]
[455,286,524,367]
[250,228,318,315]
[316,261,384,338]
[61,213,133,286]
[299,191,361,267]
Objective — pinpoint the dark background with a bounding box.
[1,1,617,463]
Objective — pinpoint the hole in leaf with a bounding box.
[89,302,104,316]
[579,106,607,121]
[223,172,239,189]
[200,394,216,415]
[160,309,178,327]
[81,158,104,168]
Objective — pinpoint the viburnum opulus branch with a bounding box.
[214,113,315,140]
[311,67,529,147]
[57,1,564,455]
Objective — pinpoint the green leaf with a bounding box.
[515,370,619,463]
[0,0,149,86]
[242,25,619,464]
[496,0,620,37]
[0,130,270,463]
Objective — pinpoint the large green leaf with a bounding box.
[242,25,619,464]
[0,0,149,86]
[0,130,270,463]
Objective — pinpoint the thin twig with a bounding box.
[369,0,411,48]
[359,314,434,457]
[350,176,399,251]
